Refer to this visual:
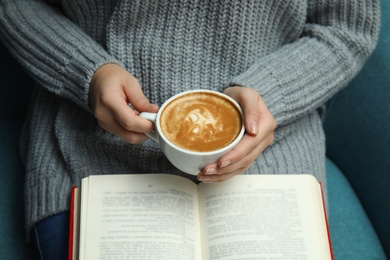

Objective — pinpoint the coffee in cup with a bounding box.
[160,91,242,152]
[140,90,245,175]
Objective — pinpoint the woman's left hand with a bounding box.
[197,86,276,183]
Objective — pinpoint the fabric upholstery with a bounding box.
[323,0,390,255]
[326,159,387,259]
[0,121,37,259]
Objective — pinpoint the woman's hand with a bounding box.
[89,64,159,143]
[197,86,276,182]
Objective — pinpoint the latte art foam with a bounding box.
[160,92,242,152]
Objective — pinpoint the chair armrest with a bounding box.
[323,1,390,255]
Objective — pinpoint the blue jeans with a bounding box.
[33,211,70,260]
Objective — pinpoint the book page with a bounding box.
[198,175,331,260]
[79,174,202,260]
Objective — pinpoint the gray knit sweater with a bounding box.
[0,0,380,235]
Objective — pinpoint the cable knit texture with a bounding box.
[0,0,380,236]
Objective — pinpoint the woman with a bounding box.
[0,0,380,258]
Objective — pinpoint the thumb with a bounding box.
[123,77,159,113]
[225,87,260,136]
[243,97,261,136]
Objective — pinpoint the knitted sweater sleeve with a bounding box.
[229,0,380,127]
[0,0,123,111]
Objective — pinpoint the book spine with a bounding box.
[320,182,334,260]
[68,186,77,260]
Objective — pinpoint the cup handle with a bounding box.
[139,112,159,142]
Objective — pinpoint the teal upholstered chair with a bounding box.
[0,40,35,258]
[0,1,389,259]
[324,0,390,257]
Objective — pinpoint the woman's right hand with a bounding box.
[89,64,159,143]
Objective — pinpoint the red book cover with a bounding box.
[320,182,334,260]
[68,186,78,260]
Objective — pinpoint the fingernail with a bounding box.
[205,168,218,175]
[200,176,211,183]
[220,161,231,168]
[250,121,258,135]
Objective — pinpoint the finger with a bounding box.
[95,91,155,137]
[122,77,159,113]
[198,167,244,183]
[225,87,261,136]
[215,138,268,175]
[223,130,274,170]
[98,119,150,144]
[242,96,261,136]
[256,108,276,143]
[198,135,256,180]
[105,94,156,133]
[216,133,260,169]
[200,132,274,179]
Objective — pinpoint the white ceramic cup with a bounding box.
[140,90,245,175]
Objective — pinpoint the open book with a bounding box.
[69,174,333,260]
